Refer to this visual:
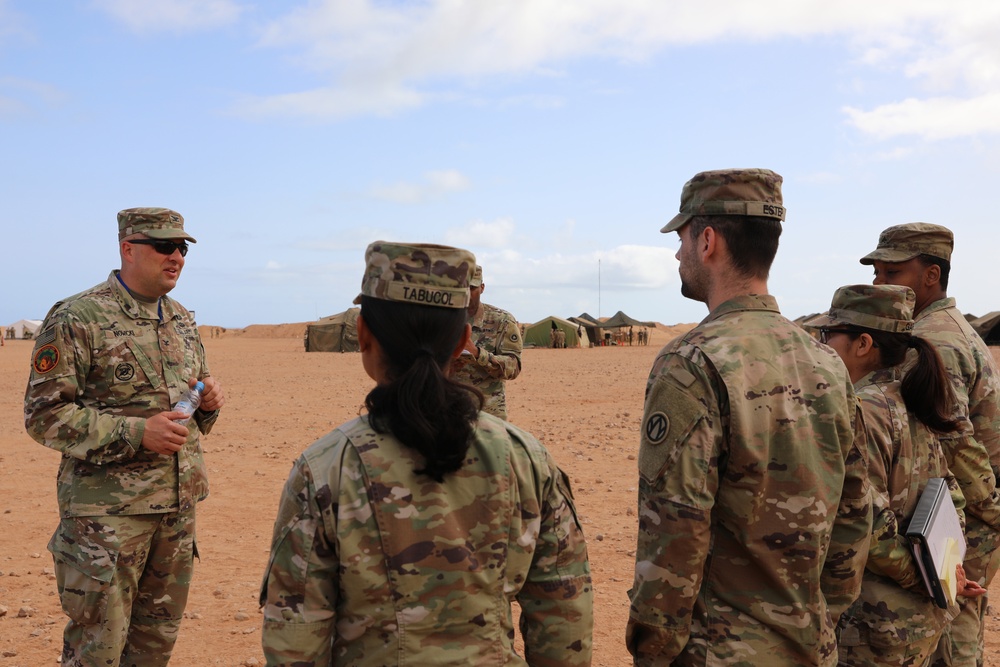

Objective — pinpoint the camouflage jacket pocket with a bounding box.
[48,527,118,625]
[92,338,159,407]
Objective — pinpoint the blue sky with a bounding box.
[3,1,1000,329]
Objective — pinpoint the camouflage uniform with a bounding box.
[805,284,965,666]
[261,240,592,666]
[628,169,871,666]
[24,209,217,667]
[915,300,1000,666]
[260,413,592,666]
[628,295,871,666]
[861,224,1000,667]
[450,301,522,420]
[837,365,963,666]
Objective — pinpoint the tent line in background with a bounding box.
[569,311,656,347]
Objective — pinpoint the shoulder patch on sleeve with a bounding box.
[643,411,670,445]
[32,344,60,374]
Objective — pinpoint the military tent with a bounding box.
[596,311,657,329]
[304,308,360,352]
[6,319,42,339]
[524,316,590,348]
[971,311,1000,345]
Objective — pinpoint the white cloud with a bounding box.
[844,94,1000,140]
[367,169,471,204]
[0,76,67,104]
[265,260,281,270]
[249,0,915,119]
[232,83,424,121]
[92,0,243,33]
[0,76,69,118]
[240,1,1000,142]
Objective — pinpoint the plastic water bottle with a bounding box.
[174,381,204,424]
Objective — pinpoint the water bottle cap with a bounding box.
[194,381,205,391]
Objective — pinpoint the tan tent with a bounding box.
[6,319,43,340]
[304,308,360,352]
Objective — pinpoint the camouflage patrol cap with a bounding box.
[805,284,915,334]
[354,241,475,309]
[470,265,483,288]
[859,222,953,265]
[118,208,197,243]
[661,168,786,233]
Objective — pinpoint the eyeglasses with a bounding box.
[819,328,878,348]
[127,239,188,257]
[818,328,851,345]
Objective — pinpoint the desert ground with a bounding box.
[2,324,1000,666]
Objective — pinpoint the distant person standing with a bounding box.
[450,264,522,419]
[627,169,871,665]
[24,208,225,667]
[861,223,1000,666]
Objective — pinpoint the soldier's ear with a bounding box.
[922,262,941,288]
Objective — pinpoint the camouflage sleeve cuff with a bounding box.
[194,408,220,435]
[122,417,145,456]
[475,346,490,366]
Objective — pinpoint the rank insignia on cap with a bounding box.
[33,345,60,374]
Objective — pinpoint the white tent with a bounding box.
[6,319,42,339]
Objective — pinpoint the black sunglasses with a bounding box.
[128,239,189,257]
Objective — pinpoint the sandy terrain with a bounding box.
[2,325,999,666]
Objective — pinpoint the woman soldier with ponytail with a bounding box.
[806,284,985,667]
[259,241,592,667]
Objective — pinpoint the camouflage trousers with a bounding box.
[836,590,954,667]
[48,509,197,667]
[931,517,1000,667]
[837,611,952,667]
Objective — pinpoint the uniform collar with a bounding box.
[916,296,956,321]
[703,294,779,324]
[854,364,901,390]
[109,270,179,322]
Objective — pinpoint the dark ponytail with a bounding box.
[861,329,961,434]
[899,336,961,434]
[360,296,484,481]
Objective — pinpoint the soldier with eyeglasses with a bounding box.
[24,207,226,667]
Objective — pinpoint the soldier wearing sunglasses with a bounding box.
[24,207,226,667]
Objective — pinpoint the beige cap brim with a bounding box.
[660,214,690,234]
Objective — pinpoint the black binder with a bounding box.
[905,477,965,609]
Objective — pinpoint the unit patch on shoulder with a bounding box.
[33,345,60,374]
[115,362,136,382]
[644,411,669,445]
